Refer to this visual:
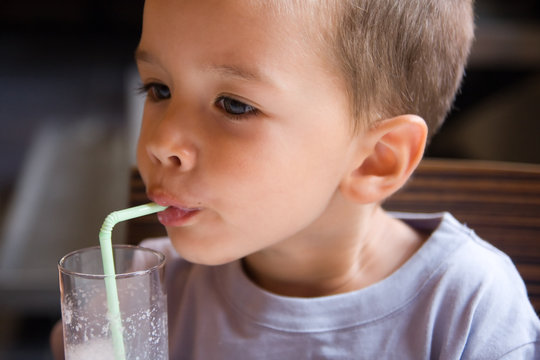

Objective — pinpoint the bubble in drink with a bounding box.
[59,244,169,360]
[66,338,115,360]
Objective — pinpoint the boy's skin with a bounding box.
[50,0,482,358]
[50,0,435,356]
[135,0,429,298]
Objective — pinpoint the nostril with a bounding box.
[146,143,190,169]
[168,155,182,166]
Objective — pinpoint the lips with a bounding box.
[157,206,200,227]
[148,191,201,227]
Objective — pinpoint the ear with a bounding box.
[339,114,427,204]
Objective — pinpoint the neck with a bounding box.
[243,202,425,298]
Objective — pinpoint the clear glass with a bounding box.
[58,245,168,360]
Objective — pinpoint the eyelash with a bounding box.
[136,83,260,120]
[137,82,170,102]
[214,96,259,120]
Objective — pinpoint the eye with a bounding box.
[215,96,258,118]
[138,82,171,101]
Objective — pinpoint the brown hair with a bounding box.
[258,0,475,139]
[332,0,475,138]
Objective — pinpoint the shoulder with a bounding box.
[397,212,525,288]
[406,213,540,359]
[428,213,526,298]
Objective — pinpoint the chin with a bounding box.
[169,237,241,266]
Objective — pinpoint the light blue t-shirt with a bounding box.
[144,212,540,359]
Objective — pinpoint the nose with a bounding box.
[141,107,197,171]
[146,141,195,170]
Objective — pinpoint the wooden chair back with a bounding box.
[128,158,540,313]
[384,159,540,314]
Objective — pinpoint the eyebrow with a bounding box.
[134,48,155,64]
[206,64,268,83]
[134,47,274,86]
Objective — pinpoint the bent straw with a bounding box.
[99,202,167,360]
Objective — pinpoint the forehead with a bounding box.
[141,2,280,57]
[138,0,332,57]
[138,0,334,84]
[141,0,298,42]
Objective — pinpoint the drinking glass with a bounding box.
[58,245,168,360]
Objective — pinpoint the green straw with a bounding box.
[99,202,167,360]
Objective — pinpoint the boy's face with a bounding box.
[136,0,360,264]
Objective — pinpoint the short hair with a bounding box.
[332,0,475,138]
[257,0,475,139]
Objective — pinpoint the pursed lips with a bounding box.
[157,206,201,227]
[148,191,202,227]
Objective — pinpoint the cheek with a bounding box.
[135,120,153,175]
[136,128,148,163]
[209,131,347,233]
[136,108,169,188]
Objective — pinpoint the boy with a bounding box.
[52,0,540,358]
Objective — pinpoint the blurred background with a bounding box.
[0,1,539,359]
